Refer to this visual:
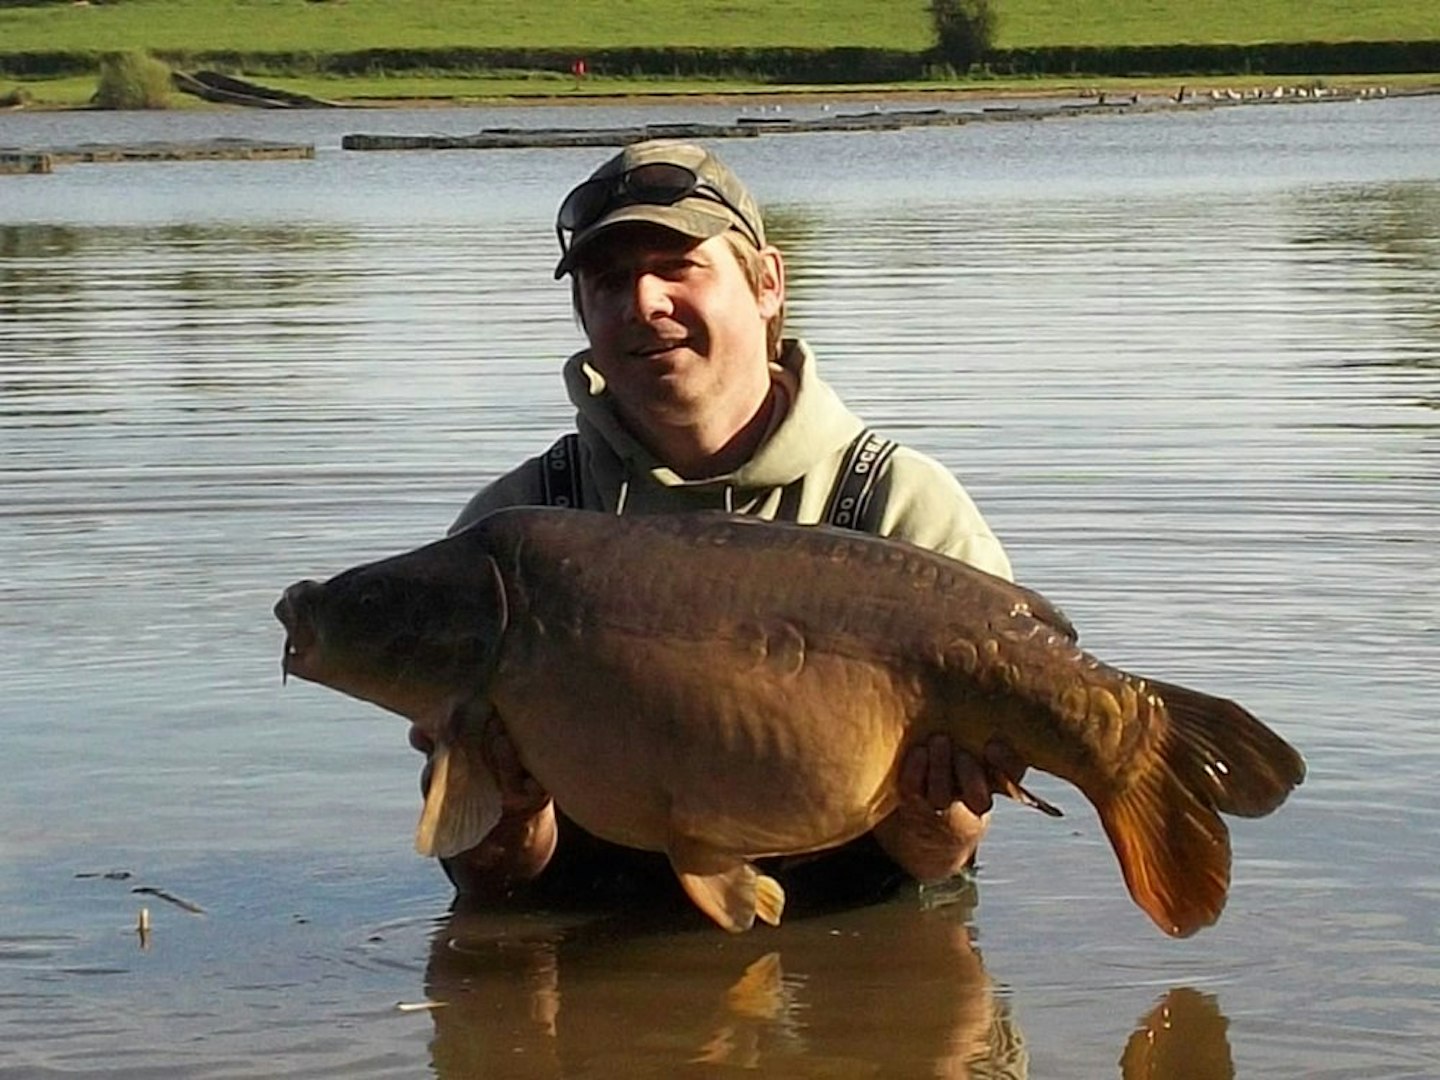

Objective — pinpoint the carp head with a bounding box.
[273,532,509,731]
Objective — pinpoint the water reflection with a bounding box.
[422,893,1028,1078]
[1120,988,1234,1080]
[1292,181,1440,367]
[419,897,1244,1078]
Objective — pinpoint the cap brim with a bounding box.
[554,201,735,279]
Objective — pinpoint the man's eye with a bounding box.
[655,258,699,279]
[586,270,628,293]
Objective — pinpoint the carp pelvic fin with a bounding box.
[996,773,1064,818]
[415,739,503,860]
[669,840,785,932]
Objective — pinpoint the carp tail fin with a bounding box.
[415,738,503,860]
[669,838,785,932]
[1094,768,1230,938]
[1093,679,1304,937]
[1146,678,1306,817]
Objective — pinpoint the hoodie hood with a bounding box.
[562,338,865,513]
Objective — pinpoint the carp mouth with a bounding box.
[274,581,321,684]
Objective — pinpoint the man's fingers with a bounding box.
[481,718,551,811]
[952,744,994,817]
[924,733,952,810]
[902,734,1001,815]
[982,738,1029,786]
[898,742,929,802]
[408,725,434,755]
[488,726,519,775]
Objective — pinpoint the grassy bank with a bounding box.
[2,0,1435,52]
[2,0,1436,109]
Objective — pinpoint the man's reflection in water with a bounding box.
[422,879,1028,1078]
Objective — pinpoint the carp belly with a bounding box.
[489,623,913,861]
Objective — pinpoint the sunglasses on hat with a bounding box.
[555,161,764,258]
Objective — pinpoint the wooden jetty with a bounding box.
[343,122,760,151]
[341,109,984,151]
[1,151,53,175]
[339,99,1172,152]
[0,139,315,170]
[340,87,1428,153]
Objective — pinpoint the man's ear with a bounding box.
[570,275,590,335]
[757,246,785,320]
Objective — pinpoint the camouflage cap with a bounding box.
[553,139,767,279]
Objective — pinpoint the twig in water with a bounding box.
[132,886,205,915]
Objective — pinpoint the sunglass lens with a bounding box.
[623,162,698,203]
[557,178,610,232]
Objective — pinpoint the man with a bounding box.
[413,139,1024,909]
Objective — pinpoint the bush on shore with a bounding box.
[93,50,173,108]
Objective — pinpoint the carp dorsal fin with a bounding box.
[414,738,503,860]
[1005,579,1077,642]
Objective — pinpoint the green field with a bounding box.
[1,0,1435,53]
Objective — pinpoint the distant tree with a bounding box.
[929,0,998,72]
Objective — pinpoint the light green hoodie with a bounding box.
[451,338,1011,581]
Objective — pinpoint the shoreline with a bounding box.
[340,84,1101,109]
[12,81,1433,170]
[11,71,1440,113]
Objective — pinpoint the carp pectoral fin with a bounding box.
[414,739,503,860]
[669,843,785,933]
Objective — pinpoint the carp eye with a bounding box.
[354,578,394,613]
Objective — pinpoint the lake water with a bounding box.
[2,94,1437,1078]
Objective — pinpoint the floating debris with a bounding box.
[131,886,205,915]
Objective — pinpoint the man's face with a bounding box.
[574,224,783,434]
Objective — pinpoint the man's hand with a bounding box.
[409,720,557,896]
[872,734,1028,883]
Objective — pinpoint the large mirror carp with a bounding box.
[274,508,1304,936]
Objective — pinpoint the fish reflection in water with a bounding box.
[1123,987,1234,1080]
[421,890,1026,1078]
[418,894,1238,1078]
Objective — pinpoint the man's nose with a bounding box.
[629,271,674,320]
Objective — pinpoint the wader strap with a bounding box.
[825,428,897,531]
[539,432,582,509]
[540,428,895,524]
